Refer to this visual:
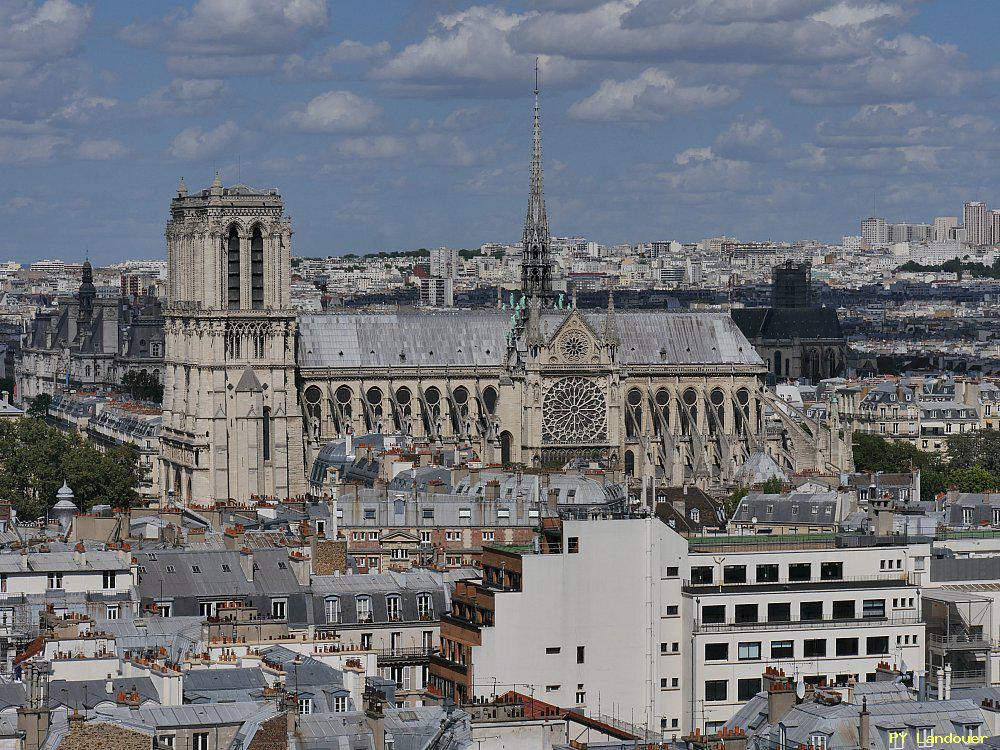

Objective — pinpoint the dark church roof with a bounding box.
[298,310,763,369]
[731,306,843,341]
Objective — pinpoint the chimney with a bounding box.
[718,726,748,750]
[342,659,366,709]
[859,697,870,750]
[288,550,311,587]
[765,669,796,724]
[944,664,952,700]
[364,686,386,750]
[240,547,254,582]
[547,488,559,512]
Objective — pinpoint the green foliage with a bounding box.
[0,419,141,520]
[852,432,938,473]
[120,371,163,403]
[898,257,1000,281]
[944,429,1000,476]
[852,431,1000,501]
[26,393,51,419]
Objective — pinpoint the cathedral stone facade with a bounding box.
[160,173,305,503]
[160,86,850,503]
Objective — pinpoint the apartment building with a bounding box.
[429,517,929,737]
[918,401,979,451]
[855,382,919,441]
[685,535,928,729]
[337,488,547,573]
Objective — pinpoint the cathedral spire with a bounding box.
[521,58,554,301]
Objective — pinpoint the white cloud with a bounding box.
[333,136,407,159]
[139,78,228,115]
[283,90,380,132]
[0,134,67,163]
[0,0,91,62]
[373,6,584,97]
[169,120,238,160]
[569,68,738,121]
[789,34,975,105]
[122,0,329,76]
[713,116,785,161]
[281,40,391,81]
[77,138,127,160]
[512,0,887,66]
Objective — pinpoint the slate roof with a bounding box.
[727,694,988,750]
[94,615,203,658]
[731,306,843,341]
[733,491,841,525]
[48,677,158,710]
[297,310,763,369]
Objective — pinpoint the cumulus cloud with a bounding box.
[713,116,785,161]
[122,0,330,76]
[569,68,739,121]
[0,0,91,63]
[77,138,127,160]
[373,6,585,97]
[138,78,229,116]
[281,40,391,81]
[283,90,381,132]
[333,135,407,159]
[169,120,238,160]
[512,0,895,66]
[789,33,976,105]
[0,134,67,163]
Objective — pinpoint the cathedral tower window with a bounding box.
[227,225,241,310]
[251,225,265,309]
[262,406,271,461]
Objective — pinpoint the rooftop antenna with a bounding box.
[237,153,241,184]
[873,188,877,218]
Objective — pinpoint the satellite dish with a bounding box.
[751,516,758,524]
[796,680,806,700]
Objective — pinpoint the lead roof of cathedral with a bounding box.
[297,310,763,369]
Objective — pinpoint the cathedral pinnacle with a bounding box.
[210,170,223,196]
[602,292,619,348]
[177,176,187,197]
[520,58,554,302]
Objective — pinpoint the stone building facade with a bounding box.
[160,173,305,504]
[17,262,165,400]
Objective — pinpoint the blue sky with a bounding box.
[1,0,998,264]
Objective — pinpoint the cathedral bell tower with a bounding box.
[160,174,305,504]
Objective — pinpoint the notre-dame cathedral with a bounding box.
[159,85,852,504]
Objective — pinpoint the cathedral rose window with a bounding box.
[558,332,591,363]
[542,377,607,444]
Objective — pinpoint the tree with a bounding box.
[944,466,999,493]
[945,430,1000,477]
[120,371,163,403]
[26,393,51,419]
[0,419,141,520]
[852,433,939,474]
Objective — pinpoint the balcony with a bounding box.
[694,615,922,634]
[377,646,435,664]
[927,633,991,650]
[683,572,914,594]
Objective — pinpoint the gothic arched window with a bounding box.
[227,225,240,310]
[250,225,264,309]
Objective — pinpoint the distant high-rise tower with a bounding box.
[772,261,812,308]
[860,216,887,247]
[933,216,958,243]
[160,174,305,504]
[520,60,555,303]
[964,201,990,246]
